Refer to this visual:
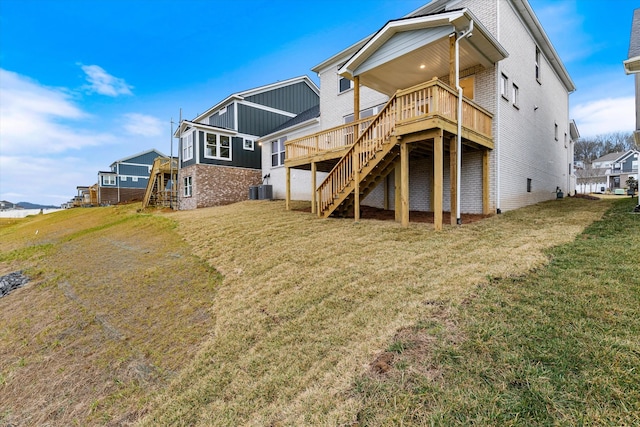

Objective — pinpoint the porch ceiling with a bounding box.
[339,9,508,96]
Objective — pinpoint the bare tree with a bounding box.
[575,131,636,162]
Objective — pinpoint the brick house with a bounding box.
[175,76,319,210]
[261,0,578,229]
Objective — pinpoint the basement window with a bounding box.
[184,176,192,197]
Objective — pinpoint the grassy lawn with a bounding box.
[352,197,640,426]
[1,197,637,425]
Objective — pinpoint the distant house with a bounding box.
[175,76,320,210]
[577,150,640,193]
[624,8,640,145]
[97,149,166,205]
[264,0,577,229]
[0,200,22,211]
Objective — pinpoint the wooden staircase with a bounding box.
[317,95,400,218]
[142,157,178,208]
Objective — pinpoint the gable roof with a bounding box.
[192,75,319,123]
[337,8,508,95]
[624,8,640,74]
[614,149,640,163]
[314,0,575,93]
[110,149,166,166]
[593,152,625,164]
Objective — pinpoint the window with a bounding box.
[527,178,532,193]
[244,139,254,151]
[204,132,232,160]
[271,138,286,167]
[103,175,116,186]
[554,123,558,141]
[339,76,353,93]
[132,177,138,182]
[512,83,519,108]
[121,176,127,182]
[184,176,192,197]
[500,73,508,100]
[535,47,541,82]
[182,131,194,161]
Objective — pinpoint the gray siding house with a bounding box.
[175,75,320,210]
[97,149,166,205]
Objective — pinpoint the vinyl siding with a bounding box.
[208,103,236,130]
[198,132,261,169]
[237,104,292,137]
[245,82,319,114]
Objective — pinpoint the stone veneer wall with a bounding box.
[178,164,262,210]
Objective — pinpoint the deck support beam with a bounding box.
[449,136,458,225]
[400,141,409,227]
[353,76,360,122]
[483,149,491,215]
[285,166,291,210]
[311,161,317,214]
[383,174,390,210]
[394,164,401,222]
[354,146,360,222]
[434,130,444,231]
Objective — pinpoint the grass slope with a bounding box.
[352,197,640,426]
[2,197,633,426]
[138,198,614,425]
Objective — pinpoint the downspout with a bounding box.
[455,20,473,225]
[495,0,501,214]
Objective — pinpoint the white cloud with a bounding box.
[0,69,115,155]
[122,113,164,137]
[0,155,101,206]
[80,64,133,96]
[572,96,634,138]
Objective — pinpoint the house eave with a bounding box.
[624,56,640,74]
[257,117,321,142]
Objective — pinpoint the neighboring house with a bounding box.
[0,200,22,211]
[624,8,640,145]
[97,149,166,205]
[175,76,320,210]
[265,0,577,229]
[577,150,640,193]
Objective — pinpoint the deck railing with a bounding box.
[285,118,373,162]
[317,95,398,214]
[315,78,493,216]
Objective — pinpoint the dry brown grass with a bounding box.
[0,205,221,426]
[0,198,613,426]
[136,198,612,426]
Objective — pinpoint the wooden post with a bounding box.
[354,146,360,222]
[449,33,456,86]
[285,167,291,210]
[483,149,491,215]
[383,174,389,210]
[394,163,401,222]
[449,137,458,225]
[354,75,360,122]
[311,161,317,214]
[401,141,409,227]
[434,131,444,231]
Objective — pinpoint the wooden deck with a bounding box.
[284,78,494,227]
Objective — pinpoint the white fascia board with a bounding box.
[256,118,320,143]
[624,56,640,74]
[175,120,237,137]
[510,0,575,93]
[237,100,297,118]
[193,95,243,123]
[240,75,320,97]
[109,149,167,167]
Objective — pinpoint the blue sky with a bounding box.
[0,0,637,206]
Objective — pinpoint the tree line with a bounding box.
[574,131,637,163]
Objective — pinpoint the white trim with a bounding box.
[243,139,255,151]
[237,100,297,118]
[203,132,232,161]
